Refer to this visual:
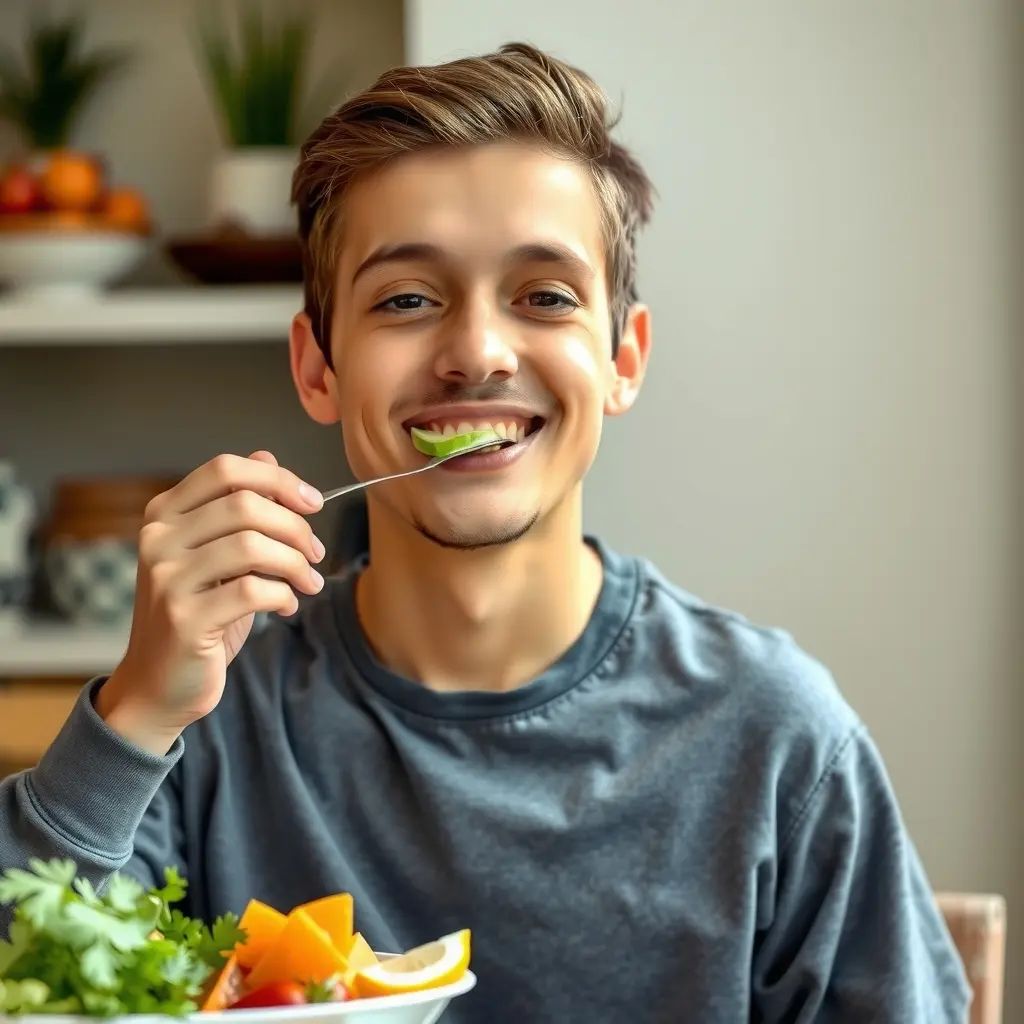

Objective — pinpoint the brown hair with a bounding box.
[292,42,655,364]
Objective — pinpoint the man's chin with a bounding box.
[411,510,541,551]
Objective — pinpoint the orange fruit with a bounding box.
[101,187,150,232]
[47,210,93,230]
[39,150,104,212]
[234,899,287,970]
[0,210,90,233]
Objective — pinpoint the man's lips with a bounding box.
[402,405,545,445]
[438,426,542,472]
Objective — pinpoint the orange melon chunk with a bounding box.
[200,952,244,1012]
[342,932,379,987]
[245,908,349,992]
[296,893,354,951]
[235,899,288,969]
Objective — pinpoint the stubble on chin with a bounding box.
[411,509,541,551]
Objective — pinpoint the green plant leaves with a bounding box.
[193,0,336,147]
[0,14,131,149]
[0,859,245,1017]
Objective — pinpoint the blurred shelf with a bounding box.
[0,620,128,676]
[0,285,303,345]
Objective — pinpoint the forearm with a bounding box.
[95,668,187,757]
[0,678,183,932]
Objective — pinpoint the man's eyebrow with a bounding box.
[506,242,596,282]
[351,242,446,285]
[350,240,596,285]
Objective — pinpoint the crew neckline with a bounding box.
[330,536,640,722]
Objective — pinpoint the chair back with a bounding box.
[935,892,1006,1024]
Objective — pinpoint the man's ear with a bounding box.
[290,312,341,425]
[605,304,652,417]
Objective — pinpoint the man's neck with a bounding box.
[354,494,603,693]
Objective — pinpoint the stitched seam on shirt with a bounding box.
[777,723,864,857]
[22,773,132,867]
[346,559,646,730]
[651,574,803,654]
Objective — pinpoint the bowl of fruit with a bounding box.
[0,151,152,301]
[0,860,475,1024]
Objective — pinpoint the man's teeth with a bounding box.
[428,421,527,443]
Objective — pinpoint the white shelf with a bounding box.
[0,621,128,676]
[0,285,304,345]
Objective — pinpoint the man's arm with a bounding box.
[752,725,972,1023]
[0,678,185,932]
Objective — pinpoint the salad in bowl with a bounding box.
[0,860,474,1024]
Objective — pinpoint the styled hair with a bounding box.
[292,41,655,364]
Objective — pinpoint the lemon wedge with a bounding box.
[351,929,471,998]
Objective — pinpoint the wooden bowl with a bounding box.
[166,233,303,284]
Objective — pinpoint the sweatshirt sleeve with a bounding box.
[752,725,972,1023]
[0,678,185,931]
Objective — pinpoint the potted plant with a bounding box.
[0,12,130,155]
[194,1,337,237]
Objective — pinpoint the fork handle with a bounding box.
[320,437,514,504]
[321,461,435,503]
[321,481,369,503]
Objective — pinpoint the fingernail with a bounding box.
[312,536,326,561]
[299,482,323,508]
[310,568,324,591]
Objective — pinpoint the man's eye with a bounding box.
[375,293,436,312]
[524,290,578,311]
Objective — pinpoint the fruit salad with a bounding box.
[206,896,470,1010]
[0,859,470,1017]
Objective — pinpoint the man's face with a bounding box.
[293,141,648,549]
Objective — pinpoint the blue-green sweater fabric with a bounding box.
[0,540,971,1022]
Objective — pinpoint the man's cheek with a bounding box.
[556,407,603,479]
[336,406,375,478]
[341,434,379,483]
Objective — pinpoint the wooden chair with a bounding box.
[935,892,1007,1024]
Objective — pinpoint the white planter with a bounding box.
[207,147,298,236]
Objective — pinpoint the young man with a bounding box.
[0,43,970,1023]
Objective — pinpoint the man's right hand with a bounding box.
[95,451,326,755]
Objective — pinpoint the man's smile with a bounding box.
[401,404,547,465]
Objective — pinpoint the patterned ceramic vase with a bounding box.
[40,476,180,627]
[0,460,35,634]
[44,539,138,625]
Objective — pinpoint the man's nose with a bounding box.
[433,299,518,383]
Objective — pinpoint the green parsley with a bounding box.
[0,859,245,1017]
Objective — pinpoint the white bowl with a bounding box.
[204,972,476,1024]
[0,973,477,1024]
[0,231,147,301]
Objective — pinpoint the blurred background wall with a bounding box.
[407,3,1024,1013]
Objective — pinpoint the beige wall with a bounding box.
[408,0,1024,1012]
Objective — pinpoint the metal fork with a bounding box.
[321,436,516,503]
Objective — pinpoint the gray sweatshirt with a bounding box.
[0,539,971,1023]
